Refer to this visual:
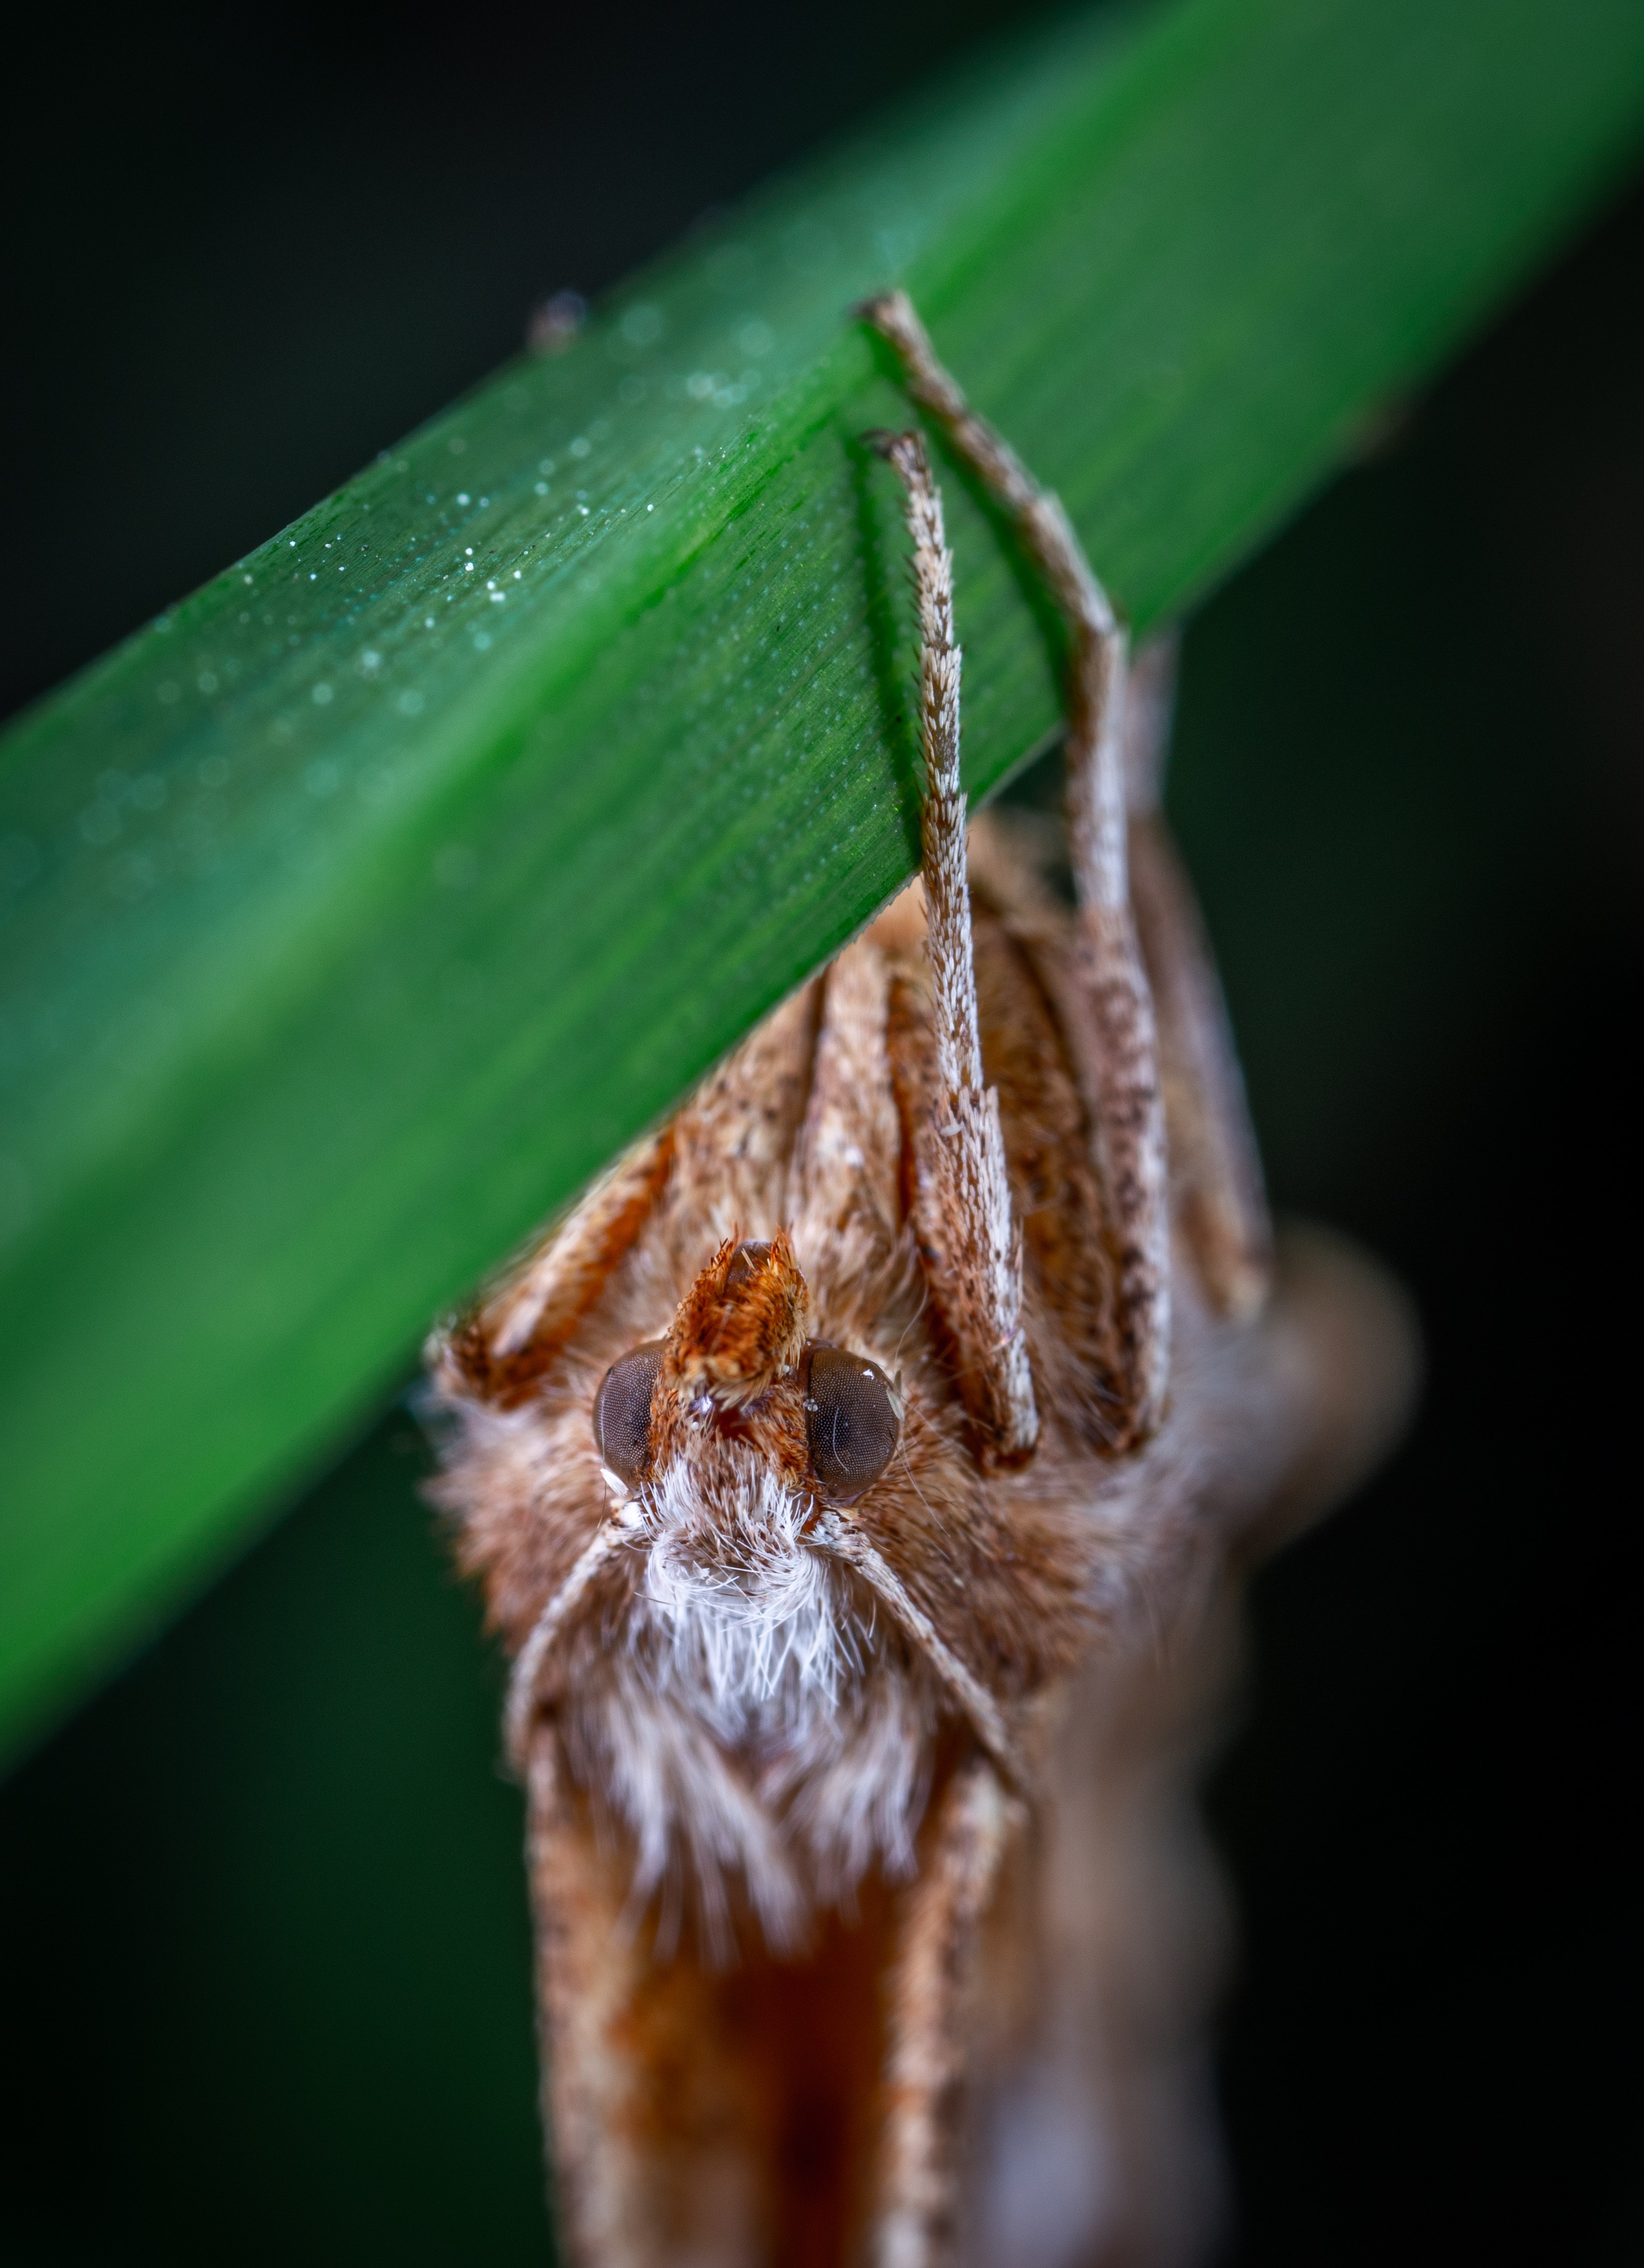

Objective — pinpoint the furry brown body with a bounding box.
[426,298,1414,2266]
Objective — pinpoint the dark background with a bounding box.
[2,5,1639,2262]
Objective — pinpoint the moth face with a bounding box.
[593,1236,902,1506]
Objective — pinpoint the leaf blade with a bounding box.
[2,0,1640,1756]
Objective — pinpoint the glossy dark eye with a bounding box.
[805,1345,901,1502]
[593,1341,666,1485]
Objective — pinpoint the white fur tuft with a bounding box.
[564,1451,931,1954]
[635,1459,855,1730]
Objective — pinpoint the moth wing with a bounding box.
[525,1737,782,2267]
[958,1227,1418,2266]
[530,1723,1029,2268]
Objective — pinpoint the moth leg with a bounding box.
[873,1756,1013,2268]
[431,1120,675,1409]
[1125,634,1273,1319]
[871,427,1038,1467]
[862,290,1169,1447]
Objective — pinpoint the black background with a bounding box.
[2,4,1639,2262]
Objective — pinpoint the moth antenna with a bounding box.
[870,424,1039,1468]
[862,288,1171,1447]
[812,1509,1025,1792]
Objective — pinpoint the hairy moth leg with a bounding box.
[433,1121,675,1407]
[861,290,1169,1448]
[870,426,1038,1467]
[873,1758,1014,2268]
[1122,636,1272,1321]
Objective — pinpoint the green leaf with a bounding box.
[3,0,1640,1762]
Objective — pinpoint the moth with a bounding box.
[425,292,1415,2267]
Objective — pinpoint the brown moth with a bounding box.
[425,292,1416,2268]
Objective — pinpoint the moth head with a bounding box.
[592,1233,902,1505]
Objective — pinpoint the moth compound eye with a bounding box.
[593,1341,666,1486]
[805,1345,901,1502]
